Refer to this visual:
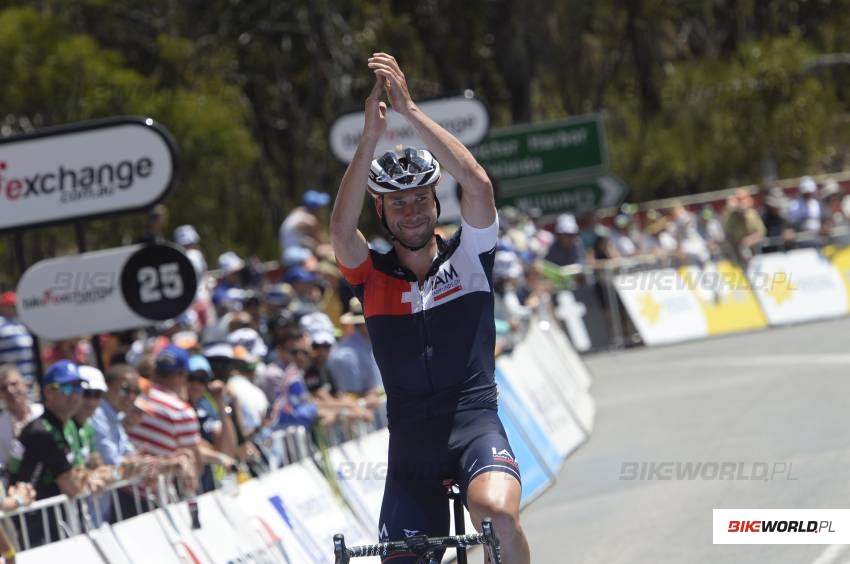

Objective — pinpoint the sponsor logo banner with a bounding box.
[747,249,847,325]
[678,260,767,336]
[17,243,196,339]
[714,509,850,544]
[614,269,708,345]
[0,116,176,232]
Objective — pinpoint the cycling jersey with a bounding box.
[336,217,500,426]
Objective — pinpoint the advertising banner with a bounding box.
[677,260,767,336]
[614,268,709,345]
[0,116,176,232]
[17,243,196,339]
[747,249,847,325]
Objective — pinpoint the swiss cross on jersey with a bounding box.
[336,217,501,424]
[361,228,493,316]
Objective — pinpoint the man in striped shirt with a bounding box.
[0,292,35,385]
[127,345,201,491]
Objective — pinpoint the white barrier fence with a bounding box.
[9,316,593,563]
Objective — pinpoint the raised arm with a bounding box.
[331,79,388,268]
[368,53,496,228]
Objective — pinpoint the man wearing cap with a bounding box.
[127,345,201,492]
[186,355,238,492]
[544,213,586,266]
[284,266,323,314]
[0,292,36,385]
[8,361,93,546]
[279,189,332,260]
[69,366,109,471]
[300,313,373,423]
[788,176,824,236]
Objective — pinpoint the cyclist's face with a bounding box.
[380,187,437,248]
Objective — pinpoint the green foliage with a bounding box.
[2,0,850,279]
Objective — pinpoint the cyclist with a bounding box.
[330,53,530,563]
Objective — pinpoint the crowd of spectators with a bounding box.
[0,175,847,549]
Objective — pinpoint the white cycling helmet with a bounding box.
[367,147,441,194]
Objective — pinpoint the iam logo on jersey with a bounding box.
[433,264,463,301]
[491,447,519,470]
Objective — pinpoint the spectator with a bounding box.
[761,189,792,253]
[723,190,766,263]
[43,337,94,368]
[327,299,382,409]
[279,189,332,258]
[0,292,35,385]
[255,330,300,403]
[8,361,92,547]
[301,313,373,424]
[0,364,43,467]
[787,176,823,235]
[90,364,146,522]
[696,206,726,257]
[284,266,323,314]
[269,330,321,429]
[135,204,168,245]
[610,214,638,257]
[669,205,710,264]
[127,345,201,492]
[544,214,586,267]
[186,355,237,492]
[212,251,247,308]
[228,346,269,437]
[820,178,850,240]
[70,366,108,471]
[175,224,212,330]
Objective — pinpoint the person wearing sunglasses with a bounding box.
[186,355,238,492]
[330,54,530,562]
[7,361,95,547]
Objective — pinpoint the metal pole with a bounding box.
[12,232,45,395]
[74,222,105,370]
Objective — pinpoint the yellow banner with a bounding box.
[821,245,850,312]
[678,260,767,336]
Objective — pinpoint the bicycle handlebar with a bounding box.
[334,518,500,563]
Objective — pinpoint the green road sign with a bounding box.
[498,175,627,216]
[473,114,626,215]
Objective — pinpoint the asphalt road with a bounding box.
[517,318,850,564]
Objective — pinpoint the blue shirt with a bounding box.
[90,400,134,466]
[0,317,35,384]
[327,332,381,395]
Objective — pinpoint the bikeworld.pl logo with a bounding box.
[0,157,154,204]
[619,461,797,481]
[727,520,835,534]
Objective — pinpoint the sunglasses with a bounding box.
[119,383,142,397]
[47,382,83,396]
[188,371,210,384]
[83,390,104,400]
